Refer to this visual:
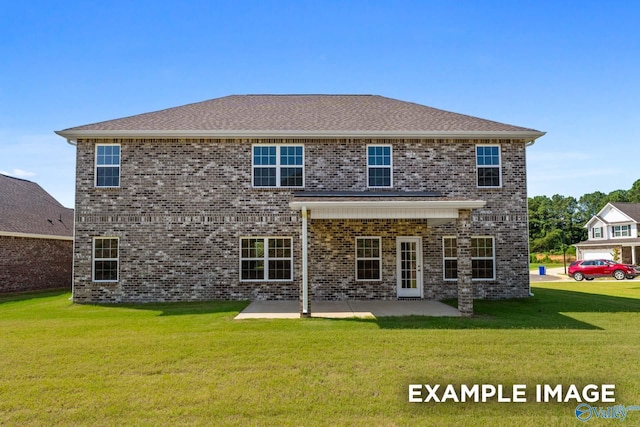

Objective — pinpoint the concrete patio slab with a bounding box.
[234,300,460,319]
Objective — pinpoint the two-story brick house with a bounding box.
[56,95,544,316]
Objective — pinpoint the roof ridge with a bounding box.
[0,173,35,184]
[240,94,375,96]
[57,94,545,138]
[1,174,65,209]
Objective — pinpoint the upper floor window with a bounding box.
[612,225,631,238]
[476,145,501,188]
[367,145,392,188]
[592,227,603,239]
[95,144,121,188]
[252,145,304,188]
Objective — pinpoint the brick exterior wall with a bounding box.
[73,138,530,303]
[0,236,73,293]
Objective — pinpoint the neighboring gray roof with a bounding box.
[574,237,640,247]
[609,202,640,223]
[56,95,545,140]
[0,174,73,238]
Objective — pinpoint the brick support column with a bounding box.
[457,209,473,317]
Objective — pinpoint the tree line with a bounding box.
[528,179,640,253]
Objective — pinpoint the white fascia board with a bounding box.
[290,200,486,211]
[584,215,606,229]
[599,203,635,224]
[55,129,546,143]
[0,231,73,241]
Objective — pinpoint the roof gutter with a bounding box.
[56,131,77,146]
[526,132,545,147]
[55,129,546,142]
[0,231,74,241]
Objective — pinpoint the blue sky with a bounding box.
[1,0,638,208]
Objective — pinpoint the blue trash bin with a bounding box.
[538,266,546,276]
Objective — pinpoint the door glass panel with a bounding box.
[401,242,417,289]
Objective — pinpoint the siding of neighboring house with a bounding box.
[0,236,73,293]
[576,202,640,265]
[72,137,530,303]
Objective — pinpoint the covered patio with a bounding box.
[288,191,487,318]
[235,299,461,319]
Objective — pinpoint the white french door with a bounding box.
[396,237,423,298]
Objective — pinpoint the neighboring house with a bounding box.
[56,94,544,316]
[0,174,74,292]
[574,202,640,265]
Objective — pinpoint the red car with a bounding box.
[568,259,638,281]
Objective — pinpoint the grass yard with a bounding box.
[529,262,566,270]
[1,281,639,426]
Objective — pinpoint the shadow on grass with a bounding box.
[369,287,640,330]
[0,290,249,317]
[97,300,252,316]
[0,289,70,304]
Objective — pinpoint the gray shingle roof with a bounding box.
[57,95,544,139]
[610,202,640,222]
[0,174,73,238]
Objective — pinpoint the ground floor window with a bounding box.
[355,237,382,281]
[240,237,292,281]
[442,236,495,280]
[93,237,119,282]
[443,237,458,280]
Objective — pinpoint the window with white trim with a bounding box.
[443,237,458,280]
[442,237,495,280]
[240,237,293,281]
[356,237,382,281]
[612,225,631,238]
[592,227,603,238]
[367,145,392,187]
[95,144,121,187]
[252,145,304,187]
[476,145,501,187]
[93,237,119,282]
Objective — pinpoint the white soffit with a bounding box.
[289,200,486,220]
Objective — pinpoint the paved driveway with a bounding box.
[530,266,572,282]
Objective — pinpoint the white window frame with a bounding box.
[94,143,121,188]
[476,144,502,188]
[441,236,496,281]
[366,144,393,188]
[612,225,631,238]
[592,227,603,239]
[355,237,382,281]
[239,237,293,282]
[471,236,496,280]
[251,144,304,188]
[442,236,458,281]
[92,237,119,282]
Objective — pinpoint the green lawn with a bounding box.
[1,282,639,426]
[529,262,566,270]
